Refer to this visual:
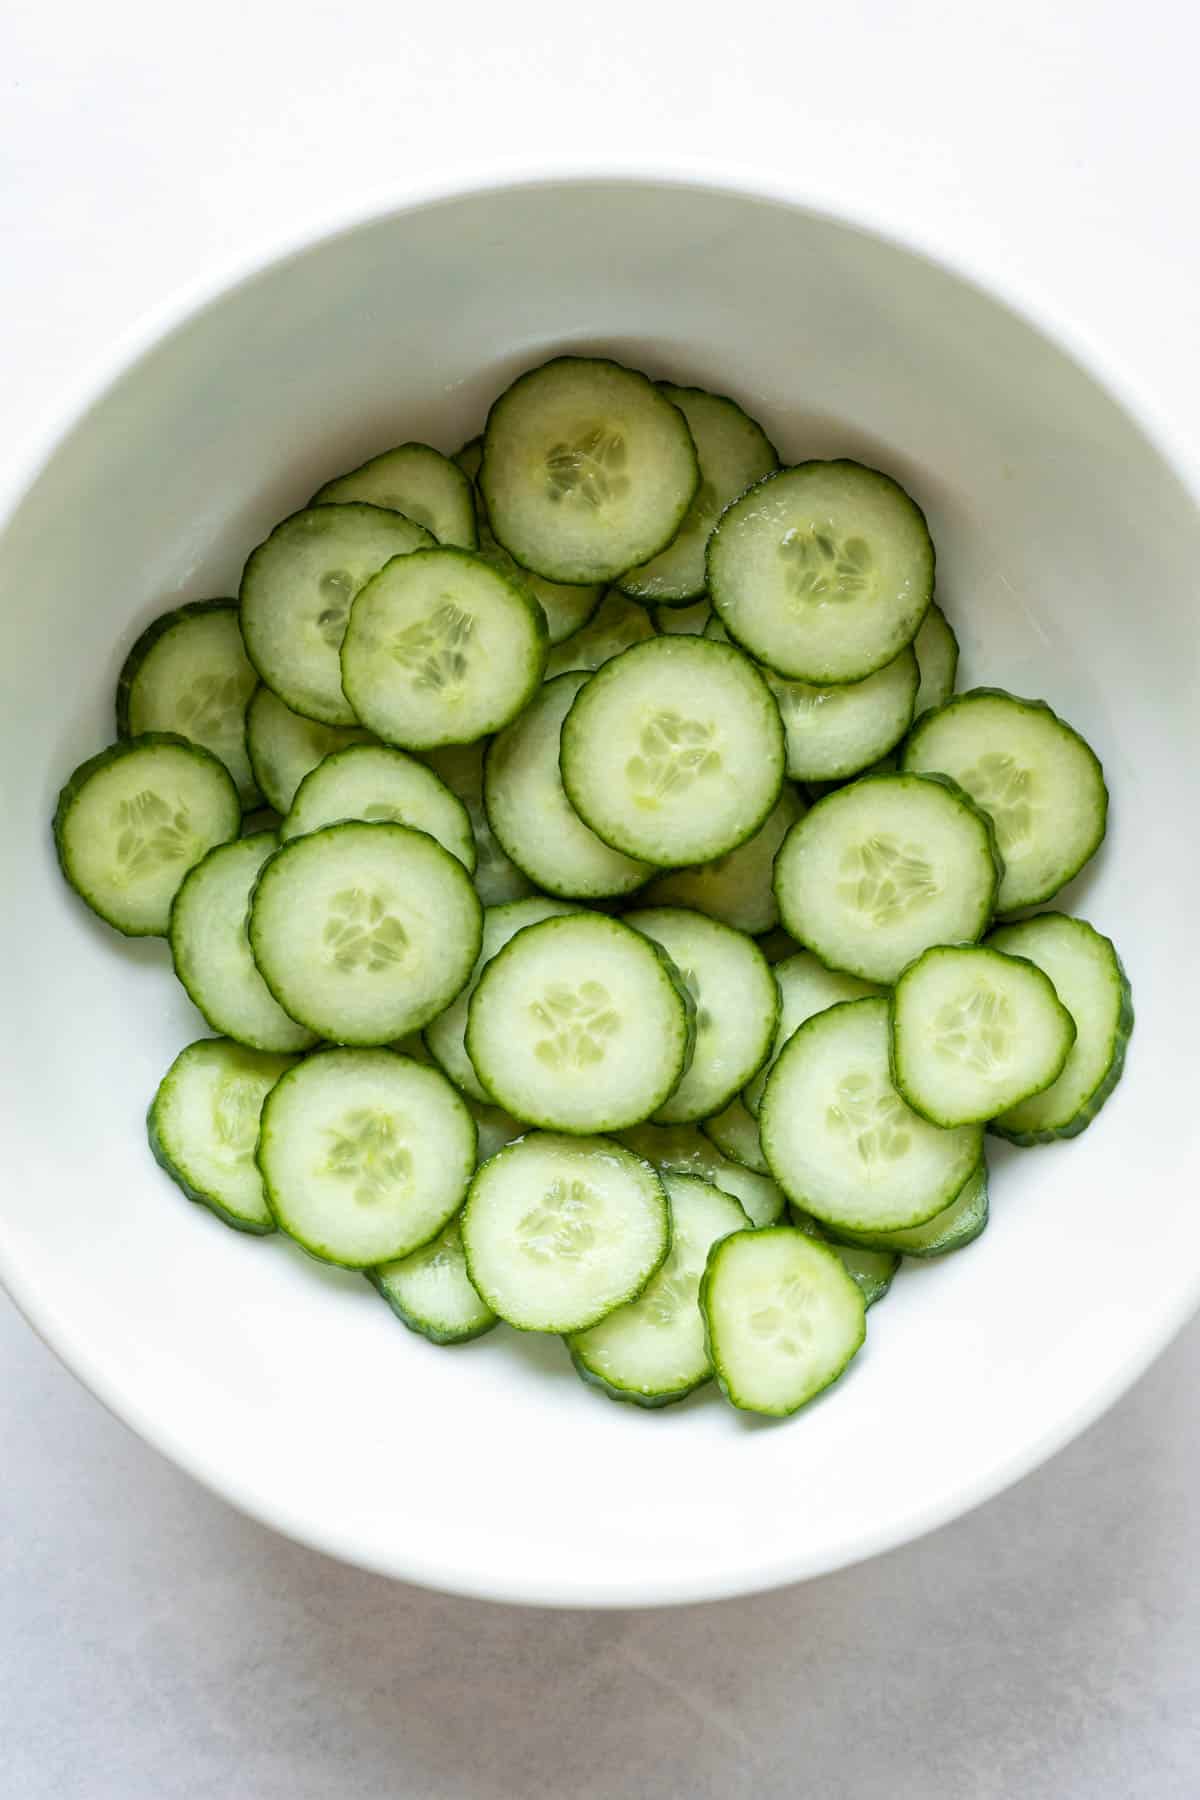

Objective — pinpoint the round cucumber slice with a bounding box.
[616,1120,785,1227]
[641,787,806,935]
[766,646,919,783]
[244,686,375,815]
[544,588,657,677]
[700,1096,770,1174]
[281,743,475,870]
[117,599,260,806]
[313,442,478,549]
[368,1216,498,1345]
[743,950,883,1116]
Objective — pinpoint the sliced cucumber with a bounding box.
[452,437,483,484]
[891,943,1076,1126]
[169,833,318,1053]
[700,1227,866,1416]
[708,461,934,683]
[569,1173,749,1405]
[148,1037,299,1233]
[280,742,475,869]
[641,786,805,935]
[240,504,433,726]
[313,442,477,549]
[985,914,1133,1142]
[248,820,481,1045]
[617,386,778,603]
[760,997,982,1233]
[774,772,1001,984]
[368,1216,498,1345]
[560,637,785,866]
[625,907,778,1124]
[788,1207,898,1306]
[468,1097,527,1164]
[466,913,694,1133]
[421,739,533,905]
[341,546,547,750]
[832,1157,989,1257]
[743,950,883,1116]
[244,686,375,814]
[544,588,657,678]
[484,673,653,899]
[461,1131,670,1332]
[54,734,241,937]
[476,512,604,644]
[616,1121,785,1227]
[425,895,579,1103]
[912,602,959,717]
[117,600,260,805]
[481,356,700,584]
[700,1096,769,1174]
[258,1048,475,1267]
[901,688,1107,913]
[654,597,711,636]
[766,647,918,783]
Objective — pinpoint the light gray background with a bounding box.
[3,3,1198,1794]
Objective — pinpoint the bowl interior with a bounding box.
[2,178,1197,1605]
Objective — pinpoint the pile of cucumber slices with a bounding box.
[54,354,1132,1418]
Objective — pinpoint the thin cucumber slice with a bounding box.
[244,686,374,814]
[743,950,883,1116]
[248,821,481,1045]
[616,1121,785,1227]
[481,356,700,585]
[117,600,260,806]
[774,772,1002,984]
[833,1158,989,1257]
[560,637,785,866]
[700,1227,865,1417]
[148,1038,299,1234]
[985,914,1133,1142]
[545,589,657,678]
[425,896,579,1104]
[468,1097,527,1163]
[912,602,959,717]
[568,1173,749,1405]
[641,787,805,935]
[54,734,240,937]
[625,907,778,1124]
[700,1096,769,1174]
[760,997,983,1233]
[617,385,778,603]
[240,504,433,726]
[258,1048,475,1267]
[476,512,604,644]
[766,647,919,783]
[368,1217,498,1345]
[421,740,533,905]
[787,1207,898,1306]
[484,673,653,899]
[466,913,694,1134]
[452,437,483,484]
[341,546,547,750]
[708,461,935,683]
[313,443,478,549]
[169,833,318,1053]
[902,688,1108,913]
[461,1132,670,1332]
[653,598,711,636]
[281,743,475,870]
[890,944,1076,1126]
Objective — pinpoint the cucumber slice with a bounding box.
[568,1173,749,1405]
[743,950,883,1116]
[425,895,579,1103]
[466,913,694,1133]
[484,673,653,899]
[760,997,983,1233]
[832,1157,989,1257]
[617,386,778,603]
[708,461,934,683]
[148,1037,299,1234]
[258,1048,475,1267]
[169,833,318,1053]
[700,1096,769,1174]
[248,821,481,1045]
[468,1097,527,1163]
[912,602,959,717]
[341,546,547,750]
[774,772,1002,984]
[985,914,1133,1142]
[653,597,711,636]
[240,504,433,726]
[560,637,785,866]
[452,437,483,484]
[616,1121,785,1227]
[481,356,700,585]
[545,589,657,678]
[891,944,1076,1126]
[313,443,477,549]
[901,688,1108,913]
[421,740,533,905]
[54,734,241,937]
[475,513,604,644]
[280,743,475,869]
[765,647,919,783]
[368,1216,498,1345]
[700,1227,866,1416]
[787,1207,898,1306]
[461,1132,670,1332]
[244,686,375,814]
[641,787,805,935]
[625,907,778,1124]
[117,600,260,806]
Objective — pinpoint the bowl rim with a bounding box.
[3,159,1198,1608]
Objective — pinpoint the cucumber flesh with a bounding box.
[117,600,260,805]
[148,1037,299,1233]
[476,512,604,644]
[313,442,478,549]
[544,589,656,677]
[912,602,959,717]
[616,1120,785,1227]
[281,742,475,870]
[244,686,375,815]
[641,787,805,935]
[421,739,534,906]
[766,646,918,783]
[788,1206,898,1305]
[744,950,883,1116]
[700,1096,770,1174]
[368,1216,498,1344]
[832,1157,989,1257]
[654,598,712,636]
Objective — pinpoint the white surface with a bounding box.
[2,0,1198,1791]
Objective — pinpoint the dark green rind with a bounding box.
[147,1101,276,1236]
[824,1158,990,1257]
[567,1345,711,1410]
[311,442,478,549]
[364,1266,499,1346]
[786,1204,898,1305]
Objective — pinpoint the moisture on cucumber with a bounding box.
[117,599,261,806]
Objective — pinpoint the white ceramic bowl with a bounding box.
[2,174,1198,1607]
